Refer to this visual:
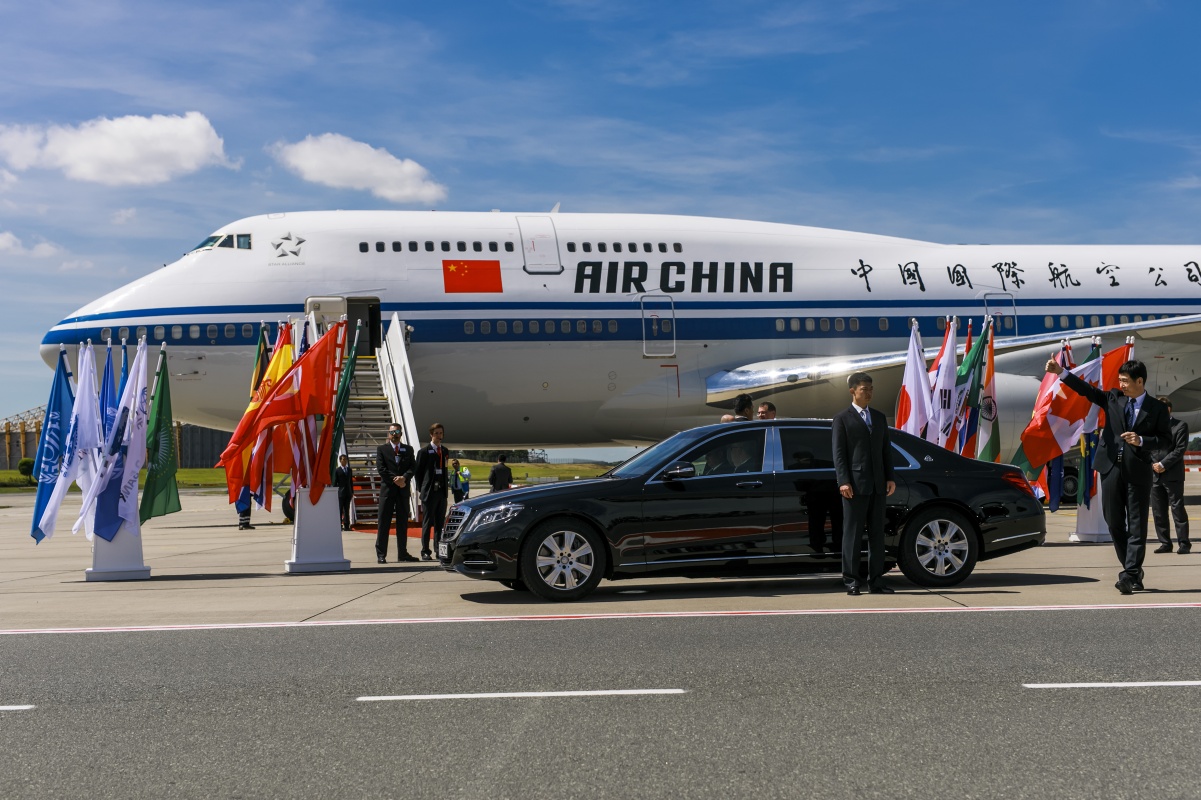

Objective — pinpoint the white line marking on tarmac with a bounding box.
[1024,681,1201,689]
[0,705,35,711]
[357,689,686,702]
[1,602,1200,636]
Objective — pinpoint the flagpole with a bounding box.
[149,343,167,401]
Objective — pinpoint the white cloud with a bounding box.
[0,112,238,186]
[268,133,447,204]
[0,231,61,258]
[58,259,94,272]
[0,169,17,191]
[111,207,138,224]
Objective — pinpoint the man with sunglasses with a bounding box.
[376,424,417,563]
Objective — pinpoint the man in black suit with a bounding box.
[1047,358,1171,593]
[413,422,449,561]
[334,454,354,531]
[376,423,416,563]
[1150,396,1190,555]
[832,372,896,596]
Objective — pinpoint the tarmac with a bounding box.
[3,484,1201,632]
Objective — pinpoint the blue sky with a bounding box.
[3,0,1201,437]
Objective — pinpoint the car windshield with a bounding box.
[606,427,717,478]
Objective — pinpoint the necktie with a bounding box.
[1125,400,1136,429]
[861,408,871,429]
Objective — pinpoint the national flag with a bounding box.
[442,259,503,293]
[249,323,270,399]
[896,320,932,437]
[30,348,75,543]
[325,322,361,485]
[307,321,350,504]
[1020,343,1112,474]
[952,319,988,455]
[976,319,1001,462]
[75,339,149,541]
[926,317,958,447]
[139,345,181,524]
[220,321,343,502]
[219,324,294,503]
[947,319,974,451]
[38,344,103,541]
[1073,339,1102,510]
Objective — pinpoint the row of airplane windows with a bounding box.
[360,240,517,253]
[463,319,639,336]
[96,311,1177,345]
[566,242,684,254]
[356,240,686,255]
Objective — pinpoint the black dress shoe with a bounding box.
[846,585,861,596]
[1132,581,1145,591]
[397,552,419,562]
[1179,544,1192,555]
[377,556,387,564]
[869,584,896,594]
[420,552,433,561]
[1154,544,1173,554]
[1115,578,1134,595]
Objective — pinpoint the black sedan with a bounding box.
[437,420,1045,601]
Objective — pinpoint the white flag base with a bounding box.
[86,527,151,581]
[1069,479,1112,543]
[285,488,350,573]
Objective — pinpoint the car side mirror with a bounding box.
[661,462,697,480]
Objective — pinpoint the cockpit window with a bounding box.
[190,233,253,253]
[191,235,222,252]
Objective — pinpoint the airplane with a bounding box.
[39,210,1201,457]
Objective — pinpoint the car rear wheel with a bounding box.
[898,507,978,588]
[520,519,606,601]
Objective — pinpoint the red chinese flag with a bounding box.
[443,260,503,293]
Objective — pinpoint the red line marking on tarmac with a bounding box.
[1,602,1201,636]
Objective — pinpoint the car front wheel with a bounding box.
[898,507,978,588]
[520,519,606,601]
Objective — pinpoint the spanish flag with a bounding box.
[443,259,503,293]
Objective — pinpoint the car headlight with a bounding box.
[463,503,524,534]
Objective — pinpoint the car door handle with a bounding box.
[735,481,764,489]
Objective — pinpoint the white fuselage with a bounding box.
[42,210,1201,447]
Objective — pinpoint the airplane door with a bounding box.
[516,216,563,274]
[983,291,1019,337]
[641,295,676,357]
[345,297,382,355]
[305,296,346,334]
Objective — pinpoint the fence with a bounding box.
[2,421,232,471]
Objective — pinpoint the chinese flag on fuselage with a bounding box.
[443,260,503,293]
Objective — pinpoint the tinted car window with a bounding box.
[779,427,834,470]
[678,430,766,476]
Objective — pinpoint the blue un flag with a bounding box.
[31,350,75,542]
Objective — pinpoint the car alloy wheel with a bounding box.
[898,507,978,588]
[521,519,606,601]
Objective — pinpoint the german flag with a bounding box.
[442,259,503,293]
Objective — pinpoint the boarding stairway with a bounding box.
[339,314,420,526]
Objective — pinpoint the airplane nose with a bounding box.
[39,341,63,370]
[41,319,78,370]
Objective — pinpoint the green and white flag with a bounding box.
[139,345,181,524]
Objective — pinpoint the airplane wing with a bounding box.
[706,312,1201,406]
